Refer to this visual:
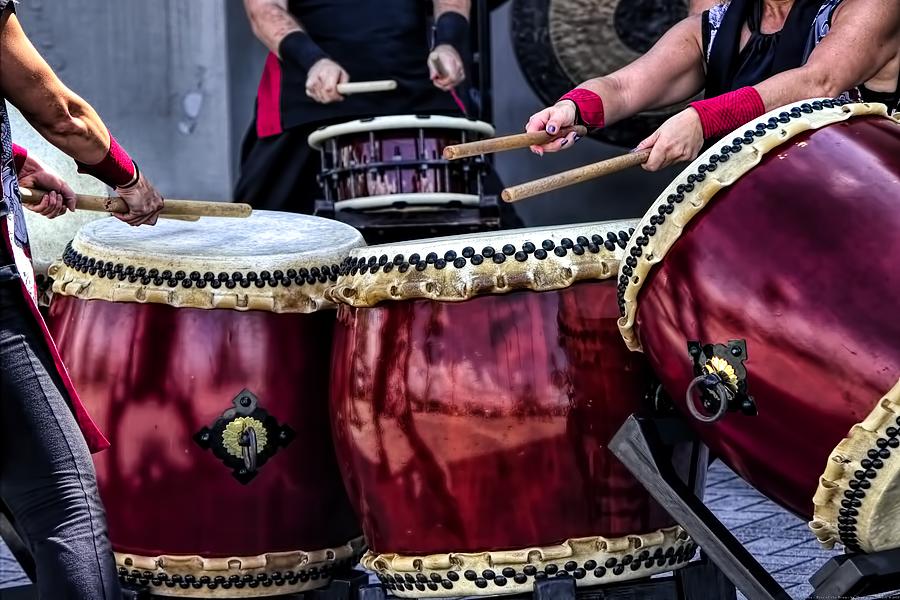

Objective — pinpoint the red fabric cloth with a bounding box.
[75,134,136,188]
[11,143,27,174]
[559,88,606,128]
[690,86,766,140]
[257,53,284,138]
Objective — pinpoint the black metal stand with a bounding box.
[609,414,900,600]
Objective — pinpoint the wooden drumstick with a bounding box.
[501,149,651,203]
[20,188,252,218]
[443,126,589,160]
[336,80,397,95]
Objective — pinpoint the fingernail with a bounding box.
[629,147,640,153]
[560,139,568,147]
[546,125,557,134]
[574,135,582,143]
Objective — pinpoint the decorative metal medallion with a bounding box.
[685,340,756,423]
[194,389,295,484]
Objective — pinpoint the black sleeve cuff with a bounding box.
[433,11,470,56]
[279,31,329,72]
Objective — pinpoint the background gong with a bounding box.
[511,0,694,147]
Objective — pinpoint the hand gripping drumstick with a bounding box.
[20,188,252,219]
[501,149,651,203]
[443,126,589,160]
[336,80,397,95]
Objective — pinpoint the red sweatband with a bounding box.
[690,87,766,140]
[76,134,138,188]
[559,88,605,128]
[11,143,28,174]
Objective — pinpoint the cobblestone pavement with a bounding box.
[0,462,893,598]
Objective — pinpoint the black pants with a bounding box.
[233,120,523,228]
[0,274,120,599]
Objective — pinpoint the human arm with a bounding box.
[636,0,899,171]
[243,0,348,103]
[429,0,471,90]
[525,15,706,153]
[0,8,162,225]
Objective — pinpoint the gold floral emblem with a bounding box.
[222,417,268,459]
[704,356,739,392]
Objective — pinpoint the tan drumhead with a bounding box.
[331,219,637,307]
[51,210,366,313]
[308,115,495,150]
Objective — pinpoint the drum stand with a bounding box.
[609,414,900,600]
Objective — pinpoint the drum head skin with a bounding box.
[51,210,366,312]
[511,0,690,147]
[332,219,638,307]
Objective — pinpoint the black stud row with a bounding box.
[340,230,635,278]
[617,97,850,316]
[375,543,697,593]
[116,560,344,591]
[61,242,341,290]
[837,418,900,552]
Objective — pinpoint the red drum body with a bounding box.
[330,223,697,597]
[308,115,495,212]
[48,211,366,597]
[618,100,900,553]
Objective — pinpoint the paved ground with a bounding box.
[0,461,891,598]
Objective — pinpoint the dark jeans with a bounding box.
[0,278,120,599]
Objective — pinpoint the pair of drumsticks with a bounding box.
[443,129,651,202]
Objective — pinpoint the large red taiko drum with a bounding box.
[48,211,366,597]
[329,221,699,597]
[617,99,900,554]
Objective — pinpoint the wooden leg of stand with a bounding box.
[609,416,792,600]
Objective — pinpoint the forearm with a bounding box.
[754,66,857,110]
[244,0,303,56]
[434,0,470,19]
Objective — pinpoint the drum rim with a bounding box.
[811,379,900,553]
[331,219,637,307]
[362,526,694,598]
[50,211,367,313]
[334,193,480,212]
[616,99,893,352]
[307,115,496,150]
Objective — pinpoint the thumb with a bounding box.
[545,106,571,136]
[634,131,659,152]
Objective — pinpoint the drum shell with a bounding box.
[330,280,678,555]
[633,116,900,518]
[49,296,361,558]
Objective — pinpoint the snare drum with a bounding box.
[308,115,494,212]
[329,223,698,597]
[617,100,900,553]
[48,211,366,597]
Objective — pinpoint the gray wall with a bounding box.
[9,0,679,224]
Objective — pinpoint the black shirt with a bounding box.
[277,0,459,130]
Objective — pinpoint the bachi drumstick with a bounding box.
[500,149,651,203]
[336,80,397,95]
[443,126,589,160]
[21,188,252,219]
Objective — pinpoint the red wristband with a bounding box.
[690,87,766,141]
[559,88,605,128]
[12,143,28,174]
[75,134,137,188]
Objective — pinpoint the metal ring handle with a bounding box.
[685,374,732,423]
[240,427,258,473]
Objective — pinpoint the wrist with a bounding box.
[279,31,329,72]
[11,143,27,175]
[75,133,138,188]
[559,88,605,128]
[433,11,469,57]
[690,87,766,140]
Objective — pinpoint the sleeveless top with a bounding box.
[1,0,109,452]
[702,0,899,111]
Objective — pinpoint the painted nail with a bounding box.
[560,139,568,146]
[546,124,557,134]
[574,135,582,143]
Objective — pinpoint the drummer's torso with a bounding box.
[279,0,458,129]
